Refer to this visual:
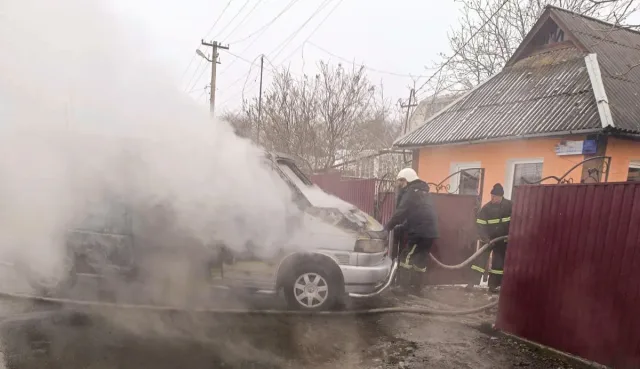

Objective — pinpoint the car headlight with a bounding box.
[354,238,386,253]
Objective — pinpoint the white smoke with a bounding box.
[0,0,301,284]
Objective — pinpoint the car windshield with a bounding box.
[75,197,131,235]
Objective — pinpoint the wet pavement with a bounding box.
[0,270,587,369]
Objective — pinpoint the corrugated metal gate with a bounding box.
[497,182,640,368]
[426,193,480,285]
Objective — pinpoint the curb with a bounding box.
[496,330,610,369]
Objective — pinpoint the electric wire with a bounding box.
[274,0,344,65]
[414,0,512,100]
[267,0,333,63]
[219,0,266,42]
[180,0,233,86]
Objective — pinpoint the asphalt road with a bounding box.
[0,284,591,369]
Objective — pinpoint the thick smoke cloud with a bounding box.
[0,0,302,284]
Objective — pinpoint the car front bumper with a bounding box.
[340,257,393,294]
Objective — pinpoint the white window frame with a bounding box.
[629,160,640,182]
[505,158,544,199]
[449,161,481,194]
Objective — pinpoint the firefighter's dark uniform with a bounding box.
[385,179,439,294]
[472,184,512,290]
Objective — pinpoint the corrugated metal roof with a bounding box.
[396,8,640,148]
[395,47,600,147]
[551,7,640,132]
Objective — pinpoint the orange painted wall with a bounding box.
[605,137,640,182]
[416,136,589,203]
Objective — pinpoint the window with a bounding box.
[505,159,544,199]
[450,162,481,195]
[77,197,131,234]
[628,161,640,182]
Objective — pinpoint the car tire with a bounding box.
[283,261,342,311]
[17,251,77,297]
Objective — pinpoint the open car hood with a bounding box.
[305,206,385,238]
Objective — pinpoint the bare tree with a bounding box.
[223,62,399,172]
[429,0,639,94]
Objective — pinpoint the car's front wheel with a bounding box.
[283,262,342,311]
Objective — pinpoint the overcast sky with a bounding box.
[110,0,460,115]
[110,0,639,116]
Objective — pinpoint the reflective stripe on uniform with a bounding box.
[482,217,510,224]
[405,244,417,265]
[471,265,485,273]
[399,244,418,270]
[400,244,427,272]
[489,269,504,275]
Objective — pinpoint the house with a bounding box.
[332,149,408,179]
[394,6,640,202]
[407,94,460,133]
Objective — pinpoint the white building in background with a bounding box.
[327,95,458,180]
[333,149,408,179]
[406,94,460,133]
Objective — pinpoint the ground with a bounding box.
[0,274,590,369]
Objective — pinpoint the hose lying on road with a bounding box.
[428,236,509,270]
[0,290,499,316]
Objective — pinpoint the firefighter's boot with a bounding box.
[392,267,411,296]
[408,270,426,297]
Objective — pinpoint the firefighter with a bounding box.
[471,183,512,293]
[384,168,439,296]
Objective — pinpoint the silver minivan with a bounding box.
[19,152,394,311]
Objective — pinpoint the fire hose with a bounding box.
[0,233,504,316]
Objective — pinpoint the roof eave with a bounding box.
[394,128,604,150]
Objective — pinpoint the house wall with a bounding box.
[416,136,589,202]
[605,137,640,182]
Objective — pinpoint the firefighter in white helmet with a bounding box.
[384,168,439,296]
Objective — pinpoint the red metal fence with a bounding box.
[310,173,395,223]
[497,182,640,368]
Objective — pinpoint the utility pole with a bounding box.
[400,88,418,165]
[199,40,229,116]
[257,54,264,145]
[401,88,418,134]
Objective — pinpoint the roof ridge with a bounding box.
[506,53,586,70]
[547,5,640,37]
[571,29,640,50]
[448,88,593,112]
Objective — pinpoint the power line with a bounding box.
[306,41,431,78]
[218,54,263,107]
[229,0,302,44]
[219,0,302,76]
[414,0,512,99]
[185,60,208,92]
[275,0,344,65]
[219,0,266,42]
[203,0,234,39]
[215,0,251,42]
[267,0,333,62]
[180,1,233,85]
